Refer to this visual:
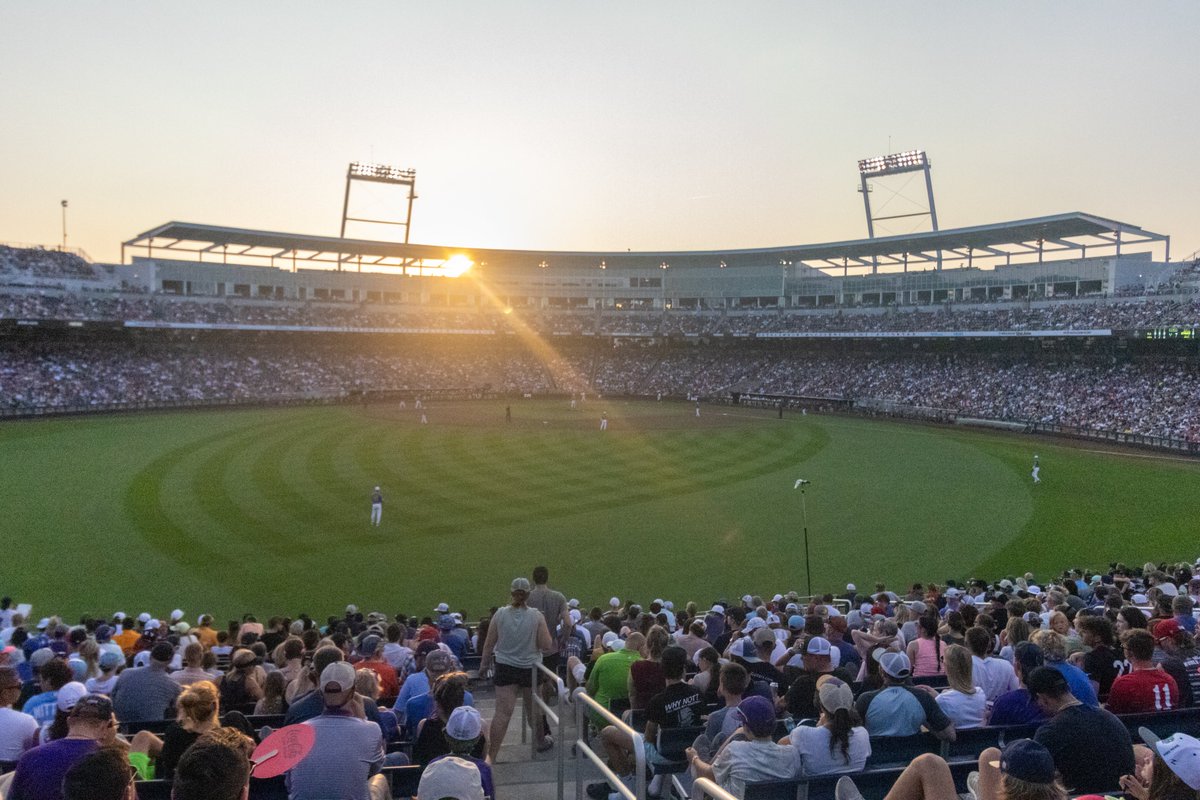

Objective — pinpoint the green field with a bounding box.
[4,400,1198,623]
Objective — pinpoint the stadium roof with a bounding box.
[123,212,1171,275]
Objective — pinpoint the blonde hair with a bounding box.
[77,640,100,679]
[943,645,976,695]
[1030,629,1066,662]
[353,668,380,700]
[177,681,220,730]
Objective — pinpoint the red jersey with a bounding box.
[1106,668,1179,714]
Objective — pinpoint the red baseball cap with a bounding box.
[1154,618,1182,643]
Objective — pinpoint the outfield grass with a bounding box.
[4,399,1198,622]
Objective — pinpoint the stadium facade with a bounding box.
[115,213,1173,311]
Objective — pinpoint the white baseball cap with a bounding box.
[846,583,856,592]
[137,613,151,624]
[435,602,450,613]
[320,661,356,693]
[1142,728,1200,790]
[170,609,184,622]
[609,597,620,608]
[417,756,484,800]
[56,682,88,713]
[445,706,483,741]
[806,637,832,656]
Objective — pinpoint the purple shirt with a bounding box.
[8,738,98,800]
[988,688,1046,727]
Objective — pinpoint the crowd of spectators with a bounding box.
[0,247,98,282]
[5,288,1200,336]
[0,339,552,413]
[4,337,1200,441]
[3,558,1200,798]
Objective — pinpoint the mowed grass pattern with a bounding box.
[4,400,1199,621]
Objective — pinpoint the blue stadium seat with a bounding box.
[863,733,941,768]
[942,726,1003,762]
[1123,707,1200,741]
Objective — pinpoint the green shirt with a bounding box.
[587,648,641,721]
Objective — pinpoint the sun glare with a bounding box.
[442,254,474,277]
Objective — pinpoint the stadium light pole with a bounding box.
[60,200,68,251]
[794,479,812,596]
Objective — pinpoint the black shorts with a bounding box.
[494,661,535,688]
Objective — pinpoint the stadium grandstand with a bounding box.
[2,211,1199,450]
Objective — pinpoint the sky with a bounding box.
[2,2,1198,265]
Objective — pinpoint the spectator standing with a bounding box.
[480,577,553,761]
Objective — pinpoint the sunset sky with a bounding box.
[2,2,1197,265]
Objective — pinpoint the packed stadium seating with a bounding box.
[3,334,1199,443]
[3,558,1199,800]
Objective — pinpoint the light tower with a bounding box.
[857,150,940,270]
[338,162,417,270]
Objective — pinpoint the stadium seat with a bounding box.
[652,725,706,775]
[863,733,941,768]
[941,726,1003,762]
[1124,706,1200,741]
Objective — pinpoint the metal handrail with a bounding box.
[691,777,738,800]
[531,661,568,798]
[573,687,645,800]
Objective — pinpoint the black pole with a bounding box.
[801,487,811,596]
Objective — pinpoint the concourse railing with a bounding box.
[572,687,646,800]
[525,661,568,798]
[690,777,738,800]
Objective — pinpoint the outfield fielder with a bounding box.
[370,486,383,526]
[599,412,608,431]
[1031,454,1041,484]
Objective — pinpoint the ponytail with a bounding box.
[827,707,855,762]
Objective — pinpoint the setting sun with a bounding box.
[442,254,474,277]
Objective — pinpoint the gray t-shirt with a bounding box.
[528,586,568,638]
[287,713,384,800]
[491,605,546,668]
[111,664,182,722]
